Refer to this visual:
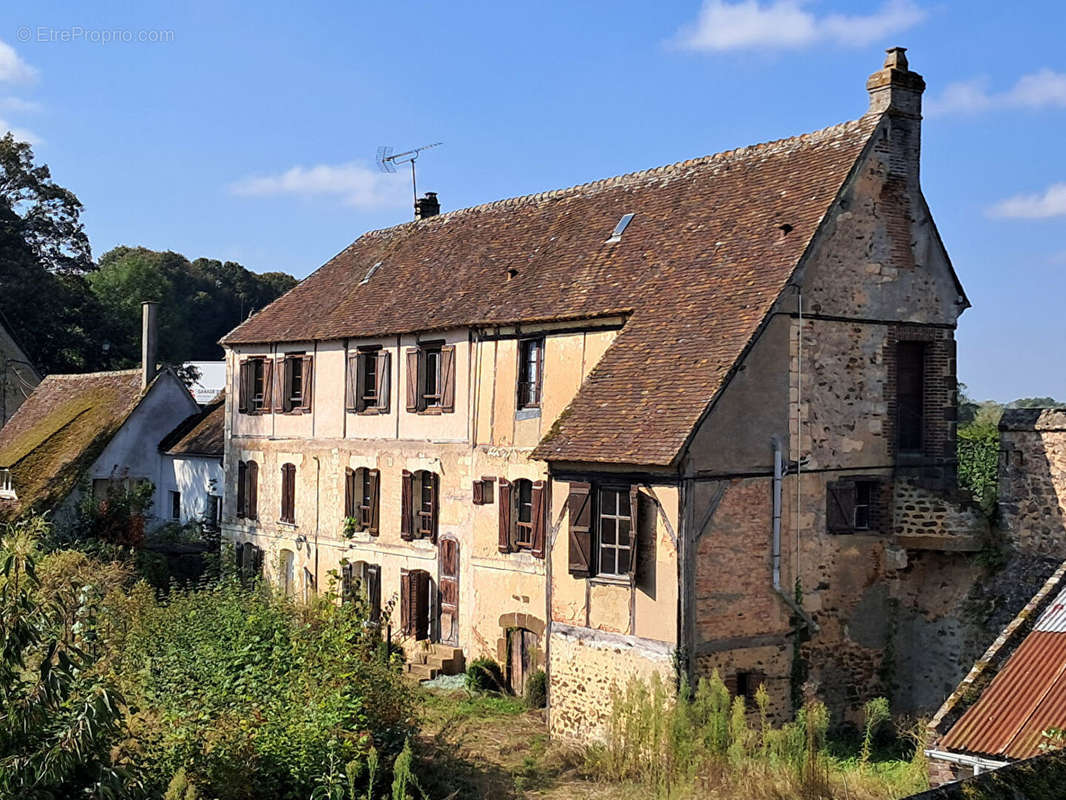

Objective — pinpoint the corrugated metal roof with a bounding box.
[940,616,1066,759]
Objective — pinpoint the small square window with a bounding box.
[169,490,181,521]
[854,482,873,530]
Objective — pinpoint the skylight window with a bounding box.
[360,261,383,285]
[606,213,635,244]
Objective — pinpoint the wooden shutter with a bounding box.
[367,565,381,623]
[376,351,391,412]
[531,480,546,559]
[344,468,356,519]
[247,461,258,520]
[429,473,439,543]
[405,349,420,412]
[368,470,380,535]
[345,354,359,412]
[353,352,368,413]
[235,542,245,574]
[251,545,263,579]
[400,470,414,540]
[498,479,513,554]
[261,359,274,412]
[299,356,313,412]
[237,461,247,518]
[281,464,294,523]
[826,480,856,533]
[341,562,354,603]
[238,362,249,413]
[472,480,484,505]
[568,482,593,577]
[627,485,640,577]
[400,569,412,635]
[440,345,456,412]
[282,357,294,412]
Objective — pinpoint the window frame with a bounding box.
[238,357,271,415]
[896,340,926,455]
[596,485,634,578]
[280,353,313,414]
[422,345,443,409]
[513,478,534,550]
[169,490,181,522]
[516,336,545,411]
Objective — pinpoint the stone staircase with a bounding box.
[404,642,466,681]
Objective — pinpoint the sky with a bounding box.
[1,0,1064,402]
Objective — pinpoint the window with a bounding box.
[207,495,221,527]
[897,341,926,454]
[342,561,382,623]
[236,460,258,520]
[303,567,315,602]
[347,348,391,413]
[567,482,641,579]
[401,470,438,541]
[344,467,380,535]
[0,468,13,499]
[731,671,765,705]
[169,490,181,521]
[280,463,296,524]
[497,478,545,555]
[279,549,295,597]
[236,542,263,585]
[826,478,882,534]
[405,344,456,413]
[238,357,272,414]
[281,354,313,413]
[472,476,495,505]
[517,337,544,410]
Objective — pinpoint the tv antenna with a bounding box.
[376,142,442,218]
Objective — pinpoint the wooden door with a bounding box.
[439,538,459,646]
[508,628,537,695]
[401,569,431,641]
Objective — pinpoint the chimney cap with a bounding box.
[883,46,908,71]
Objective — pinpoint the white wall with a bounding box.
[159,453,224,525]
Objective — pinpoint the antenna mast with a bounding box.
[376,142,442,219]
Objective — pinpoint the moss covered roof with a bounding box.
[0,369,146,520]
[159,395,224,457]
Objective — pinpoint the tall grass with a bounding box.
[587,671,929,800]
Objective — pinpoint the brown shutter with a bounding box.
[400,569,412,635]
[368,470,380,535]
[531,480,546,559]
[826,480,856,533]
[498,478,513,554]
[376,351,391,413]
[300,356,313,412]
[353,352,367,413]
[627,485,640,578]
[281,464,295,523]
[405,349,420,412]
[247,461,258,520]
[237,461,247,518]
[262,359,274,412]
[568,482,593,577]
[472,480,484,505]
[281,357,294,412]
[345,354,359,412]
[430,473,439,543]
[344,468,355,519]
[238,362,249,413]
[440,345,456,413]
[400,469,414,540]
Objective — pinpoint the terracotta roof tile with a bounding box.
[222,115,879,465]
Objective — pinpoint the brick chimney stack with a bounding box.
[141,301,158,389]
[867,47,925,182]
[415,192,440,220]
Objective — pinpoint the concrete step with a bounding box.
[405,662,437,681]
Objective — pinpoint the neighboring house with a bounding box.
[0,303,201,528]
[926,562,1066,783]
[0,313,40,428]
[185,361,226,404]
[219,49,978,739]
[158,394,225,528]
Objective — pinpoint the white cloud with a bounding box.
[229,162,409,208]
[0,96,42,113]
[927,69,1066,115]
[989,183,1066,220]
[0,118,41,144]
[671,0,926,52]
[0,40,37,84]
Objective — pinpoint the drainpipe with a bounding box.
[772,436,818,632]
[313,454,321,592]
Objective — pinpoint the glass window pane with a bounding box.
[601,549,616,575]
[601,489,616,515]
[618,491,631,517]
[618,519,630,544]
[617,549,630,575]
[601,518,616,544]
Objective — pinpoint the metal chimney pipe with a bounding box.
[141,301,158,388]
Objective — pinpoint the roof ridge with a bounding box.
[354,115,875,242]
[42,368,142,381]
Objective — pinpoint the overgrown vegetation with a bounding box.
[0,515,417,799]
[585,672,928,800]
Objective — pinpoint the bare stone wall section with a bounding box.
[999,409,1066,558]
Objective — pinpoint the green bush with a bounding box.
[466,657,506,694]
[525,669,547,708]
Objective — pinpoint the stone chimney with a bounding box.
[866,46,925,118]
[141,301,158,389]
[867,47,925,182]
[415,192,440,220]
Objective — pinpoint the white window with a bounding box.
[0,468,14,499]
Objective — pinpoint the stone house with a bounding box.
[0,312,40,428]
[220,49,979,738]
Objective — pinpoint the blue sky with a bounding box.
[1,0,1064,401]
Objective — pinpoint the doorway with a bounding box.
[438,537,459,646]
[507,628,538,696]
[401,568,431,641]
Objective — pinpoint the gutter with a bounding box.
[925,749,1009,777]
[772,436,818,632]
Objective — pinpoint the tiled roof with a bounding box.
[0,370,146,519]
[223,115,879,465]
[159,395,224,457]
[939,583,1066,760]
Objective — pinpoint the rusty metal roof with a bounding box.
[940,586,1066,760]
